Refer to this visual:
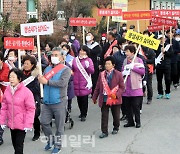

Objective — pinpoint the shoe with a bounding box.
[174,84,178,89]
[45,143,54,151]
[124,123,135,127]
[157,94,163,99]
[165,94,170,99]
[0,139,3,145]
[81,117,86,122]
[112,130,118,135]
[32,135,40,141]
[120,115,127,121]
[136,123,141,128]
[52,147,61,154]
[78,114,82,118]
[147,100,152,104]
[140,110,142,114]
[99,133,108,139]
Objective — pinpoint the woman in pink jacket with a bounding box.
[0,68,35,154]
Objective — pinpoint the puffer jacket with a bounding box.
[72,57,94,96]
[0,83,35,130]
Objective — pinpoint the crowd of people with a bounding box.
[0,23,180,154]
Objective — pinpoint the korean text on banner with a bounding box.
[21,21,54,36]
[4,37,34,50]
[151,16,177,26]
[125,30,160,50]
[112,0,127,22]
[69,18,97,27]
[152,10,180,17]
[122,11,152,20]
[98,9,122,16]
[148,25,170,32]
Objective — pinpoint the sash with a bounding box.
[0,89,3,102]
[139,47,154,73]
[0,76,35,87]
[66,54,74,66]
[44,64,65,80]
[75,57,92,90]
[4,49,9,58]
[87,42,99,50]
[104,40,117,59]
[101,71,119,106]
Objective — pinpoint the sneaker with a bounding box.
[112,130,118,135]
[45,143,54,151]
[140,110,142,114]
[99,133,108,139]
[165,94,170,99]
[120,115,127,121]
[52,147,61,154]
[78,114,82,118]
[157,94,163,99]
[0,139,3,145]
[174,84,179,89]
[32,135,40,141]
[81,117,86,122]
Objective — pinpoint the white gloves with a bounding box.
[125,63,134,70]
[85,61,90,68]
[122,69,131,76]
[1,125,6,130]
[24,128,32,132]
[143,81,147,86]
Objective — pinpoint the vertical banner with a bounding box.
[112,0,128,22]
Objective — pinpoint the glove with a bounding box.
[125,63,134,70]
[122,69,130,76]
[24,128,32,132]
[1,125,6,130]
[85,61,90,68]
[111,94,116,99]
[143,81,147,86]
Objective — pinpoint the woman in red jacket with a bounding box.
[92,56,125,138]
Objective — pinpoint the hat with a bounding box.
[130,25,135,29]
[102,33,106,37]
[176,29,180,35]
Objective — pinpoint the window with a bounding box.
[27,0,36,12]
[0,0,3,13]
[57,0,65,20]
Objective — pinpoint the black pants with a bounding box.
[147,73,153,101]
[171,63,178,85]
[177,61,180,84]
[10,129,26,154]
[101,102,121,134]
[121,98,127,116]
[33,116,40,136]
[156,68,171,95]
[123,96,142,125]
[77,95,88,117]
[67,99,72,112]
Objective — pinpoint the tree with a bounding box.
[0,12,13,34]
[95,0,112,8]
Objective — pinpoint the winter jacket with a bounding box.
[0,62,9,93]
[92,69,125,108]
[43,64,71,104]
[113,50,126,72]
[0,83,35,130]
[72,57,94,96]
[122,57,145,97]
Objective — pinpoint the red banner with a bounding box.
[4,37,34,50]
[152,10,180,17]
[151,16,177,26]
[122,10,152,20]
[148,25,170,32]
[98,9,122,16]
[69,18,97,27]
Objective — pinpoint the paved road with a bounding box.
[1,77,180,154]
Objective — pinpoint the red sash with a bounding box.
[101,71,119,106]
[44,64,65,80]
[140,47,154,74]
[104,40,117,59]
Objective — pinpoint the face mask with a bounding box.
[20,51,26,56]
[61,50,68,56]
[8,56,16,61]
[102,37,106,41]
[51,57,60,65]
[122,27,126,30]
[71,36,75,40]
[86,36,91,42]
[175,37,180,41]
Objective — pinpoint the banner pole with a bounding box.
[83,26,85,45]
[170,26,172,45]
[18,49,21,69]
[162,25,165,60]
[37,35,44,98]
[137,20,140,33]
[107,16,110,34]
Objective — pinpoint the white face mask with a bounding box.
[122,27,127,30]
[102,37,106,41]
[8,56,16,61]
[71,36,75,40]
[51,57,60,65]
[20,51,26,56]
[175,37,180,41]
[86,36,92,42]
